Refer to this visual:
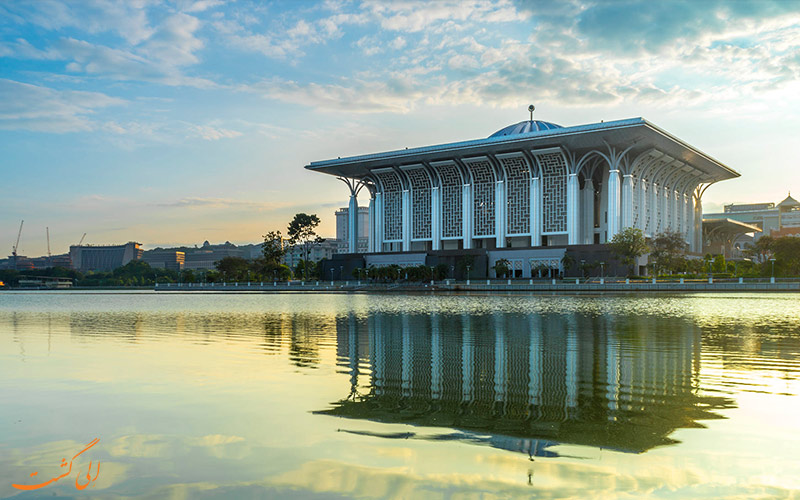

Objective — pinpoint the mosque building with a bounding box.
[307,111,739,278]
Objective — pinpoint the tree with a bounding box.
[287,213,324,281]
[215,256,249,281]
[752,235,774,263]
[434,263,450,280]
[456,255,475,279]
[492,258,510,278]
[609,227,649,276]
[773,236,800,276]
[261,230,286,278]
[712,254,726,274]
[650,230,687,275]
[561,253,576,274]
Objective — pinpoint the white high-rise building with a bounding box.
[335,206,370,254]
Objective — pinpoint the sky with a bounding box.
[2,0,800,257]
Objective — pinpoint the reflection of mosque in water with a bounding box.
[319,312,733,456]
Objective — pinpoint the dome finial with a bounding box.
[528,104,535,121]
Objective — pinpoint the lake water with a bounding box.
[1,291,799,499]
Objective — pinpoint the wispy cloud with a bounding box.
[0,78,125,133]
[191,125,242,140]
[156,197,285,211]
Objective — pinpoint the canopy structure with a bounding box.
[307,117,739,255]
[702,218,762,258]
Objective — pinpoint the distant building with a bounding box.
[69,242,143,272]
[702,218,761,259]
[184,247,244,270]
[335,206,370,254]
[705,193,800,238]
[282,239,338,268]
[142,251,185,271]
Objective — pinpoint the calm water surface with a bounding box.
[1,291,800,499]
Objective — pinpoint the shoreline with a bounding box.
[6,281,799,293]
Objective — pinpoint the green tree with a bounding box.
[712,254,726,274]
[287,213,324,281]
[773,236,800,276]
[456,255,475,279]
[492,258,511,278]
[561,253,576,274]
[261,230,286,278]
[434,263,449,280]
[215,256,249,281]
[650,230,687,275]
[749,235,774,263]
[609,227,649,276]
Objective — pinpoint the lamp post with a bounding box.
[600,261,605,278]
[330,268,334,285]
[770,258,776,283]
[466,264,471,285]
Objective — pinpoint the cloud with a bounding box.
[156,197,284,211]
[252,77,426,113]
[213,10,367,60]
[192,125,243,140]
[0,78,125,133]
[2,5,212,88]
[3,0,155,44]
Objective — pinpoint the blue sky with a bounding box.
[2,0,800,256]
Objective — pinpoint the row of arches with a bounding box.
[340,145,713,254]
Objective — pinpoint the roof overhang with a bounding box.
[305,118,739,183]
[702,218,762,234]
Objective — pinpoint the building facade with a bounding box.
[335,206,370,254]
[69,242,143,272]
[704,194,800,239]
[307,117,739,275]
[142,251,185,271]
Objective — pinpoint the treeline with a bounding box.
[609,228,800,278]
[0,261,179,287]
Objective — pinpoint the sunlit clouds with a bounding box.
[2,0,799,254]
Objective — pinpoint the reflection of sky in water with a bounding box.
[1,291,799,498]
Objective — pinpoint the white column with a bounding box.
[401,315,412,397]
[684,194,693,243]
[431,186,441,251]
[566,324,578,409]
[530,177,541,247]
[493,315,506,402]
[621,174,633,230]
[583,179,595,244]
[567,173,580,244]
[348,193,358,253]
[636,178,647,231]
[402,189,411,251]
[368,196,375,252]
[657,186,666,234]
[495,180,505,248]
[648,183,657,237]
[462,184,472,249]
[431,313,442,400]
[693,195,703,253]
[528,315,543,407]
[375,192,383,252]
[671,190,679,231]
[607,169,621,240]
[462,315,473,402]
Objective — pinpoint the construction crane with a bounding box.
[11,220,23,270]
[46,227,52,267]
[78,233,86,246]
